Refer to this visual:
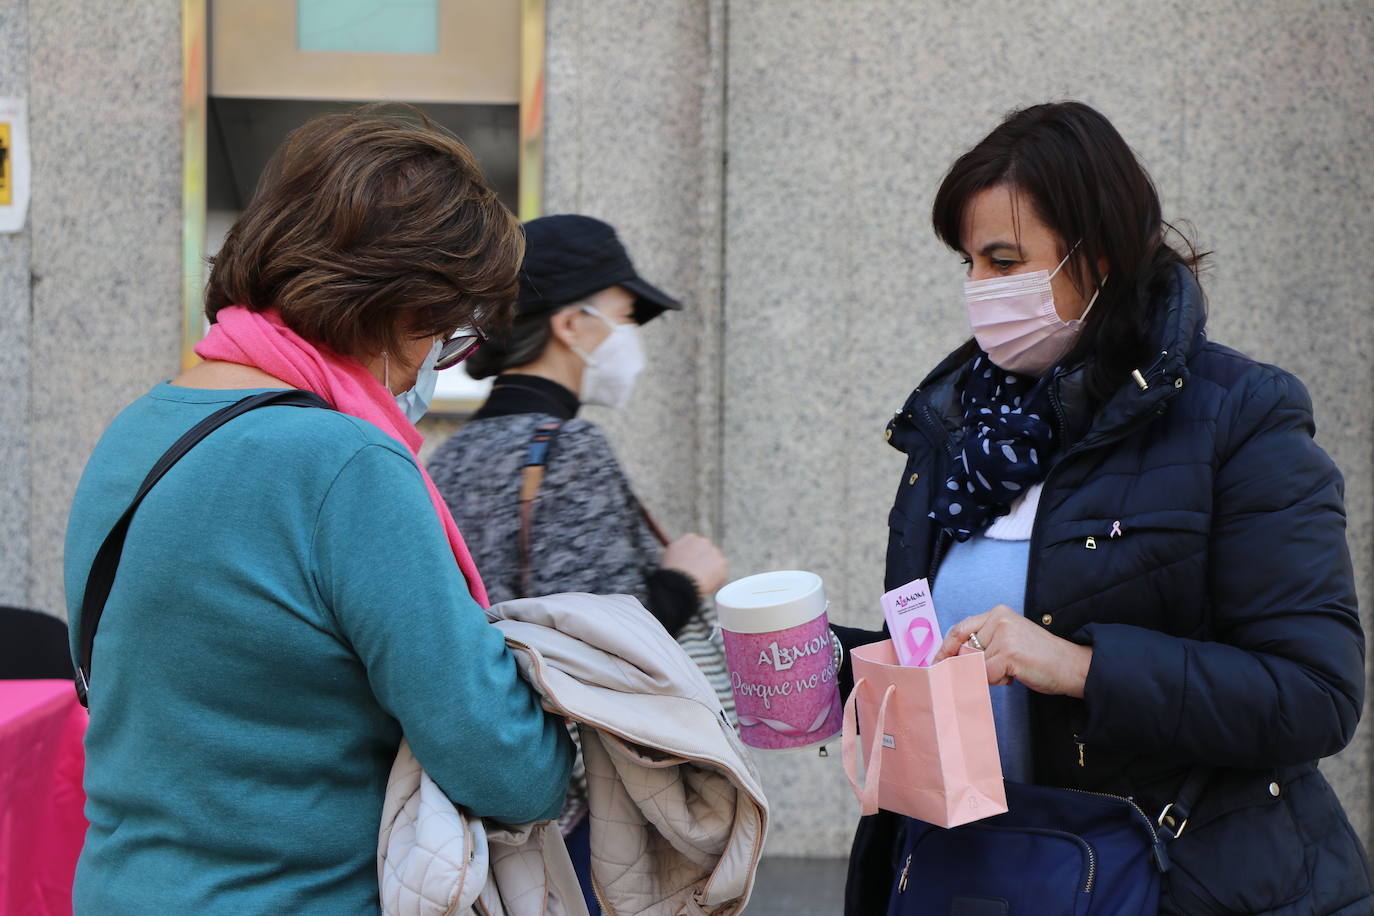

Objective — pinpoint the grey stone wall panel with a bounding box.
[542,0,723,540]
[26,0,182,616]
[0,0,31,609]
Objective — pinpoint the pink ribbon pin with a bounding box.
[1110,520,1123,538]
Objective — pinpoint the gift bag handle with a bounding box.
[842,678,895,816]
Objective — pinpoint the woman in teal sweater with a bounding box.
[63,109,573,915]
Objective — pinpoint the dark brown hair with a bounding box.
[932,101,1207,401]
[206,105,523,358]
[463,312,554,380]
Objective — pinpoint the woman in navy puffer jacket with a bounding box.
[838,102,1372,915]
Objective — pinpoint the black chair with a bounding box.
[0,606,74,680]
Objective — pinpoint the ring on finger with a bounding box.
[966,632,984,651]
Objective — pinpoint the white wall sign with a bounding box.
[0,97,31,234]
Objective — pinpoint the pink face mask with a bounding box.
[963,245,1101,377]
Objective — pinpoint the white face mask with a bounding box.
[572,306,644,409]
[963,244,1101,377]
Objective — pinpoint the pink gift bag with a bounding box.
[841,639,1007,828]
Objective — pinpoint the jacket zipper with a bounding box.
[928,529,953,587]
[502,636,767,916]
[591,870,612,914]
[1025,363,1188,768]
[918,402,960,461]
[915,401,960,588]
[1022,375,1067,761]
[1047,371,1070,438]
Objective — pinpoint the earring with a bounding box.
[382,351,391,392]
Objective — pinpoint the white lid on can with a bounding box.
[714,570,827,634]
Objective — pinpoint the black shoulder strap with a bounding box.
[75,389,330,706]
[517,420,565,597]
[514,419,674,598]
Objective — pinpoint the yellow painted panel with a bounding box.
[0,122,11,207]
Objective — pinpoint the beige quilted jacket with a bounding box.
[378,593,769,916]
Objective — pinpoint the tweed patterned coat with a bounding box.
[429,411,733,832]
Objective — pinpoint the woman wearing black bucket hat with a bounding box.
[427,214,732,915]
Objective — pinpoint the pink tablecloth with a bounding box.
[0,680,88,916]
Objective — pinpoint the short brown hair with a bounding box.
[206,106,523,358]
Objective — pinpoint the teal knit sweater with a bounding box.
[64,383,573,915]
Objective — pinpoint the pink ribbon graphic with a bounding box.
[903,617,937,667]
[738,703,837,737]
[1110,520,1123,539]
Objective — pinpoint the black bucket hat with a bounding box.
[517,214,682,324]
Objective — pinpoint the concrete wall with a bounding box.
[538,0,728,541]
[0,0,183,615]
[1,0,1371,865]
[0,0,32,608]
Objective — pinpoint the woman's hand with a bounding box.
[930,605,1093,698]
[661,534,729,596]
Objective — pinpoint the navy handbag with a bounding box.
[885,775,1208,916]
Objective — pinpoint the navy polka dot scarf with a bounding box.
[929,353,1059,541]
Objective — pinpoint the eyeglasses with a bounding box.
[435,326,487,371]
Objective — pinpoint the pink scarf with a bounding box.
[195,306,489,607]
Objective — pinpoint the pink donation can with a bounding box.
[716,570,842,751]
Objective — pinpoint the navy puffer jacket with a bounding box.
[842,266,1372,915]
